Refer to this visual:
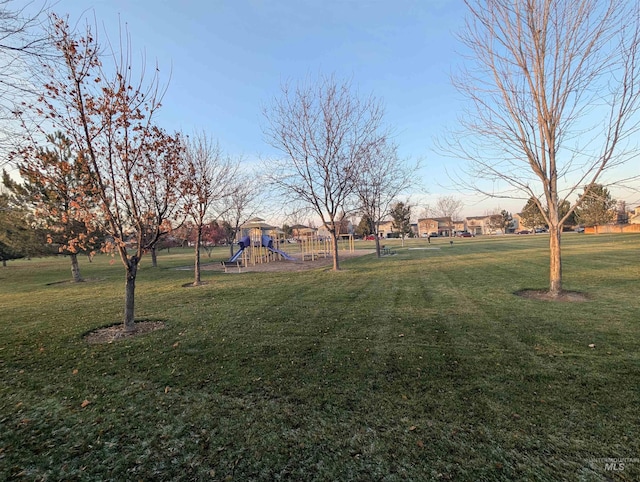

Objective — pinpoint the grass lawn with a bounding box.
[1,234,639,481]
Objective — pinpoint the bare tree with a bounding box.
[1,0,50,163]
[263,75,386,270]
[418,206,431,220]
[482,209,499,235]
[355,139,417,256]
[448,0,640,296]
[27,15,183,330]
[139,131,188,268]
[430,196,463,237]
[181,132,237,285]
[218,172,261,258]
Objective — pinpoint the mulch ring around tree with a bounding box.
[84,321,165,344]
[515,289,590,302]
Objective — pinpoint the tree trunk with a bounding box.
[2,259,6,267]
[194,227,202,285]
[549,225,563,296]
[150,247,158,267]
[375,235,381,258]
[229,243,235,258]
[124,257,138,331]
[70,253,83,282]
[331,230,340,270]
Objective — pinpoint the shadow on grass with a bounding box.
[515,289,591,302]
[45,277,104,286]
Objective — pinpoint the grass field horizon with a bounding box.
[1,234,639,480]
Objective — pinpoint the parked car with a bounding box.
[575,226,585,233]
[516,230,531,235]
[458,232,473,237]
[365,235,377,240]
[428,232,439,238]
[534,228,548,233]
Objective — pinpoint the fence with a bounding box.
[585,224,640,234]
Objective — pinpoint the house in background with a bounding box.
[370,220,420,238]
[512,213,532,232]
[377,220,396,238]
[417,217,454,237]
[629,206,640,224]
[417,218,438,237]
[465,216,486,235]
[290,224,317,239]
[317,218,354,239]
[465,214,505,235]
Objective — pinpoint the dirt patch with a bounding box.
[84,321,165,344]
[515,289,590,302]
[197,250,376,274]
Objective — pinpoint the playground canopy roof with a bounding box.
[242,218,276,230]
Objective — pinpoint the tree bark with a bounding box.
[549,226,563,296]
[124,257,138,331]
[375,236,381,258]
[70,253,83,282]
[2,259,6,267]
[331,230,340,270]
[150,247,158,267]
[194,227,202,285]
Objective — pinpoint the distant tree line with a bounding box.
[519,184,620,230]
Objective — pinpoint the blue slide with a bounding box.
[267,246,295,261]
[226,235,294,262]
[227,236,251,262]
[261,234,295,260]
[228,247,245,262]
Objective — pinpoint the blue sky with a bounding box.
[47,0,639,217]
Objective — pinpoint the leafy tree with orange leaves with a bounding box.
[5,132,102,281]
[24,14,184,329]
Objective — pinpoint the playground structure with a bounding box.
[339,233,355,253]
[227,217,293,267]
[298,234,331,261]
[297,232,355,261]
[224,218,355,268]
[229,234,294,266]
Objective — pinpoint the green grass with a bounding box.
[1,235,639,481]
